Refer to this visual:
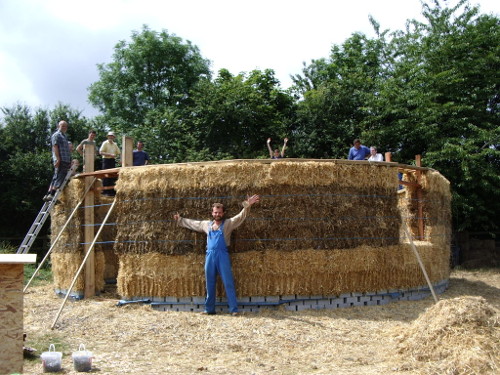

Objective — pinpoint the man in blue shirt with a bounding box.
[132,141,150,166]
[348,139,370,160]
[43,121,72,201]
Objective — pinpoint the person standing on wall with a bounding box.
[173,194,260,316]
[267,137,288,159]
[99,131,120,196]
[43,121,71,201]
[368,146,384,162]
[132,140,150,166]
[348,139,371,160]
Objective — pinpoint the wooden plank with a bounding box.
[0,254,36,264]
[122,136,134,167]
[84,146,95,298]
[0,263,25,374]
[415,155,425,240]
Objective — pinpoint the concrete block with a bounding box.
[178,297,193,303]
[343,296,358,305]
[358,296,371,304]
[164,296,178,303]
[265,295,280,303]
[250,296,266,302]
[192,296,205,304]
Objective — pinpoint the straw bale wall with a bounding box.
[50,160,451,300]
[50,178,107,294]
[114,160,450,299]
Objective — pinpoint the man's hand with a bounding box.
[267,138,271,144]
[54,159,61,168]
[284,137,288,144]
[173,212,180,221]
[246,194,260,206]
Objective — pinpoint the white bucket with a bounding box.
[40,344,62,373]
[72,344,93,372]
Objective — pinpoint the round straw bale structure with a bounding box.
[51,159,451,311]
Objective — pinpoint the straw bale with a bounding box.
[52,160,451,299]
[397,296,499,374]
[117,242,449,298]
[51,251,105,293]
[50,178,108,293]
[113,161,403,258]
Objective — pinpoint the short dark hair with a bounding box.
[89,130,96,135]
[212,203,225,211]
[353,138,361,144]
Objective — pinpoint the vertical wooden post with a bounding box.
[415,155,425,240]
[385,152,392,162]
[122,136,134,167]
[84,144,95,298]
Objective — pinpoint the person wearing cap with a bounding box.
[99,131,120,196]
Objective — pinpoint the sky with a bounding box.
[0,0,498,118]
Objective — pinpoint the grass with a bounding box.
[0,240,53,286]
[24,263,53,286]
[25,332,72,363]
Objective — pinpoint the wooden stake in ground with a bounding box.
[403,225,439,303]
[50,198,117,330]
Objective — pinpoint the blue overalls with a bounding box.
[204,221,238,314]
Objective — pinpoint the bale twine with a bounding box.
[109,160,451,299]
[50,178,106,294]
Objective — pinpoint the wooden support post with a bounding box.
[385,152,392,162]
[122,136,134,167]
[415,155,425,240]
[84,144,95,298]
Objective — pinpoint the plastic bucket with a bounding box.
[72,344,93,372]
[40,344,62,373]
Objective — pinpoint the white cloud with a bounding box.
[0,0,498,116]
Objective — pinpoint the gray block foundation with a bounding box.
[117,279,449,313]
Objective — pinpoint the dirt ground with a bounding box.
[22,268,499,375]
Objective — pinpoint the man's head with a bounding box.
[137,141,144,151]
[353,139,361,149]
[273,149,280,158]
[370,146,377,155]
[107,131,116,142]
[58,121,68,133]
[88,130,96,141]
[211,203,225,222]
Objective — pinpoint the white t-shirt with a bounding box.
[368,153,384,162]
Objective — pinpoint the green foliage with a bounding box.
[187,69,296,159]
[88,25,211,131]
[0,104,94,237]
[292,0,499,231]
[24,263,53,286]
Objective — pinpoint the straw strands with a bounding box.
[396,296,499,374]
[51,160,451,299]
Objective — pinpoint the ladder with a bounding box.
[17,163,77,254]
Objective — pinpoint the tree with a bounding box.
[88,25,211,131]
[291,27,389,158]
[0,104,93,238]
[187,69,296,159]
[292,0,499,232]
